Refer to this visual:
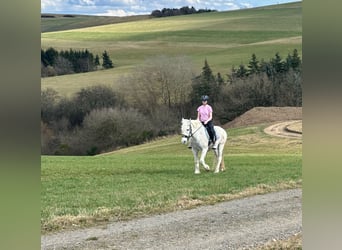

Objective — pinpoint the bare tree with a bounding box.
[54,56,74,75]
[120,55,195,117]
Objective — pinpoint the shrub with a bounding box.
[78,107,154,154]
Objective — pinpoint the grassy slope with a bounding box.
[41,14,151,33]
[41,123,302,233]
[41,2,302,97]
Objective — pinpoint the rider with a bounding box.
[197,95,219,149]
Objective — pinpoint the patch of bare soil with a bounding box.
[223,107,302,128]
[264,120,302,138]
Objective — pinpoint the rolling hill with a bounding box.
[41,2,302,97]
[41,14,151,33]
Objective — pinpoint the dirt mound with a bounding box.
[223,107,302,128]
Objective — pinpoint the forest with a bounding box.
[151,6,216,18]
[41,48,114,77]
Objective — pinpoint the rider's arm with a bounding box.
[207,111,212,123]
[204,111,212,124]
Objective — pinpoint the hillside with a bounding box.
[41,14,151,33]
[223,107,302,128]
[41,2,302,97]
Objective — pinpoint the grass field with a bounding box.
[41,123,302,233]
[41,14,151,33]
[41,2,302,97]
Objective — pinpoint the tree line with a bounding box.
[151,6,216,18]
[198,49,302,122]
[41,50,302,155]
[41,47,114,77]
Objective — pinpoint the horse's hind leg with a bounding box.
[214,146,224,173]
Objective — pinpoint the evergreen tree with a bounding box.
[260,60,275,78]
[41,49,49,66]
[216,72,225,86]
[200,59,218,102]
[289,49,301,71]
[202,59,215,83]
[44,47,58,66]
[94,55,100,67]
[190,59,221,104]
[247,53,260,75]
[270,52,285,73]
[236,64,248,78]
[102,50,114,69]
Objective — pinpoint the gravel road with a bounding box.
[41,188,302,250]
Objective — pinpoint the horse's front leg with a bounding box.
[192,149,200,174]
[199,147,210,171]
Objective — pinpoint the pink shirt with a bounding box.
[197,104,213,122]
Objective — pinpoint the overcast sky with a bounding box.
[41,0,300,16]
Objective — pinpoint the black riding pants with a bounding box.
[202,120,216,142]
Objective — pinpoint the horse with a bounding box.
[181,118,227,174]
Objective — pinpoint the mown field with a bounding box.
[41,123,302,233]
[41,14,151,33]
[41,2,302,97]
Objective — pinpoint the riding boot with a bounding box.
[212,138,219,149]
[212,131,219,149]
[208,138,214,147]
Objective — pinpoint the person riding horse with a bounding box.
[196,95,219,149]
[197,95,217,148]
[181,118,227,174]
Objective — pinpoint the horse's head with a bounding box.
[181,118,191,144]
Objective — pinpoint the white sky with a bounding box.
[41,0,300,16]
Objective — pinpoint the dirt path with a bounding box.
[264,120,302,138]
[42,189,301,250]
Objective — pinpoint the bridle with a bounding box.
[182,119,202,140]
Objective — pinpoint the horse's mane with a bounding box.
[190,119,203,129]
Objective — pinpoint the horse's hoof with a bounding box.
[195,171,201,174]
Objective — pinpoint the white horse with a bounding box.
[181,118,227,174]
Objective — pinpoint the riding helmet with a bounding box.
[201,95,209,101]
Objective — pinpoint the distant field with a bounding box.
[41,2,302,97]
[41,14,151,33]
[41,123,302,233]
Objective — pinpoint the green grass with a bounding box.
[41,123,302,233]
[41,2,302,97]
[41,14,151,33]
